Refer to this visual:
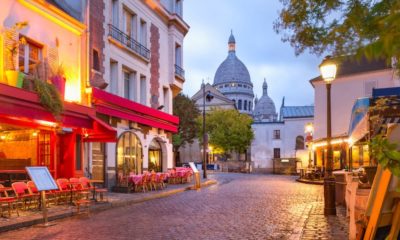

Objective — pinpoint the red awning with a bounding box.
[92,88,179,133]
[83,116,117,142]
[0,83,95,130]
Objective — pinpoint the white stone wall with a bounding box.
[251,117,313,172]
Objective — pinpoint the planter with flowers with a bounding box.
[4,21,28,88]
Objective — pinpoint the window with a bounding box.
[238,99,242,110]
[248,101,251,111]
[175,44,182,67]
[273,130,280,139]
[116,131,143,185]
[92,49,100,71]
[123,70,130,99]
[110,60,118,95]
[140,75,146,105]
[238,84,242,87]
[244,100,247,110]
[295,136,305,150]
[148,139,162,172]
[123,8,137,40]
[163,87,169,113]
[273,148,281,159]
[175,0,183,16]
[19,37,42,74]
[112,0,119,26]
[139,19,147,47]
[364,81,377,97]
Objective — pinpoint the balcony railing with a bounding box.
[108,24,150,61]
[175,64,185,79]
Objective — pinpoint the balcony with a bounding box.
[174,64,185,79]
[108,24,150,61]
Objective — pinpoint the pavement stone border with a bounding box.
[0,179,217,233]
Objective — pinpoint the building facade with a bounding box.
[0,0,107,180]
[251,82,314,173]
[88,0,189,188]
[311,57,400,170]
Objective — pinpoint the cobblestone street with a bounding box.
[0,173,348,240]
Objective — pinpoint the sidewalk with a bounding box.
[300,202,349,239]
[0,178,217,233]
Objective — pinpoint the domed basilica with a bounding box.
[213,32,255,115]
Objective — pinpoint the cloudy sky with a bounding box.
[182,0,323,106]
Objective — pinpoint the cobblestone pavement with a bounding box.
[0,173,348,240]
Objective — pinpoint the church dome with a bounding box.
[213,32,252,86]
[253,79,277,121]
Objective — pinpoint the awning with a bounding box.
[0,83,101,132]
[83,116,117,142]
[348,98,370,145]
[92,88,179,133]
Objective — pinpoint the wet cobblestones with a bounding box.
[0,173,348,240]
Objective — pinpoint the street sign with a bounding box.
[26,166,58,191]
[189,162,199,173]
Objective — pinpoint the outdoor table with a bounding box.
[89,179,104,201]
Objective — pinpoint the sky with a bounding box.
[182,0,323,106]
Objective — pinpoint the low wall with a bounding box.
[217,161,251,173]
[273,158,298,175]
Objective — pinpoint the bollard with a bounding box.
[194,172,201,189]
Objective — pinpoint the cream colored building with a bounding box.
[89,0,189,188]
[311,58,400,170]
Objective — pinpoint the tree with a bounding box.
[274,0,400,70]
[172,93,200,164]
[197,109,254,159]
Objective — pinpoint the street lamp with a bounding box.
[319,55,337,216]
[304,122,314,168]
[202,81,213,179]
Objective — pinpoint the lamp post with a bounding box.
[202,82,213,179]
[319,56,337,216]
[305,122,314,168]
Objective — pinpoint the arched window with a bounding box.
[244,100,247,110]
[238,99,242,110]
[148,139,162,172]
[295,136,305,150]
[116,132,143,185]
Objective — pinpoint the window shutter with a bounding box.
[3,28,17,71]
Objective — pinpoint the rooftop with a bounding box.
[281,106,314,119]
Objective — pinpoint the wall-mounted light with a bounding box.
[85,87,93,94]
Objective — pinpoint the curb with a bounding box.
[295,178,324,185]
[0,180,217,233]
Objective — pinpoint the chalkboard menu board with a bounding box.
[26,167,58,191]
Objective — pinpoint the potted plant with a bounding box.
[4,21,28,88]
[33,78,64,118]
[50,63,66,99]
[364,98,390,185]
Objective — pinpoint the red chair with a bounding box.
[79,177,108,202]
[134,175,148,193]
[12,182,38,210]
[69,178,90,200]
[0,184,19,217]
[57,178,76,204]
